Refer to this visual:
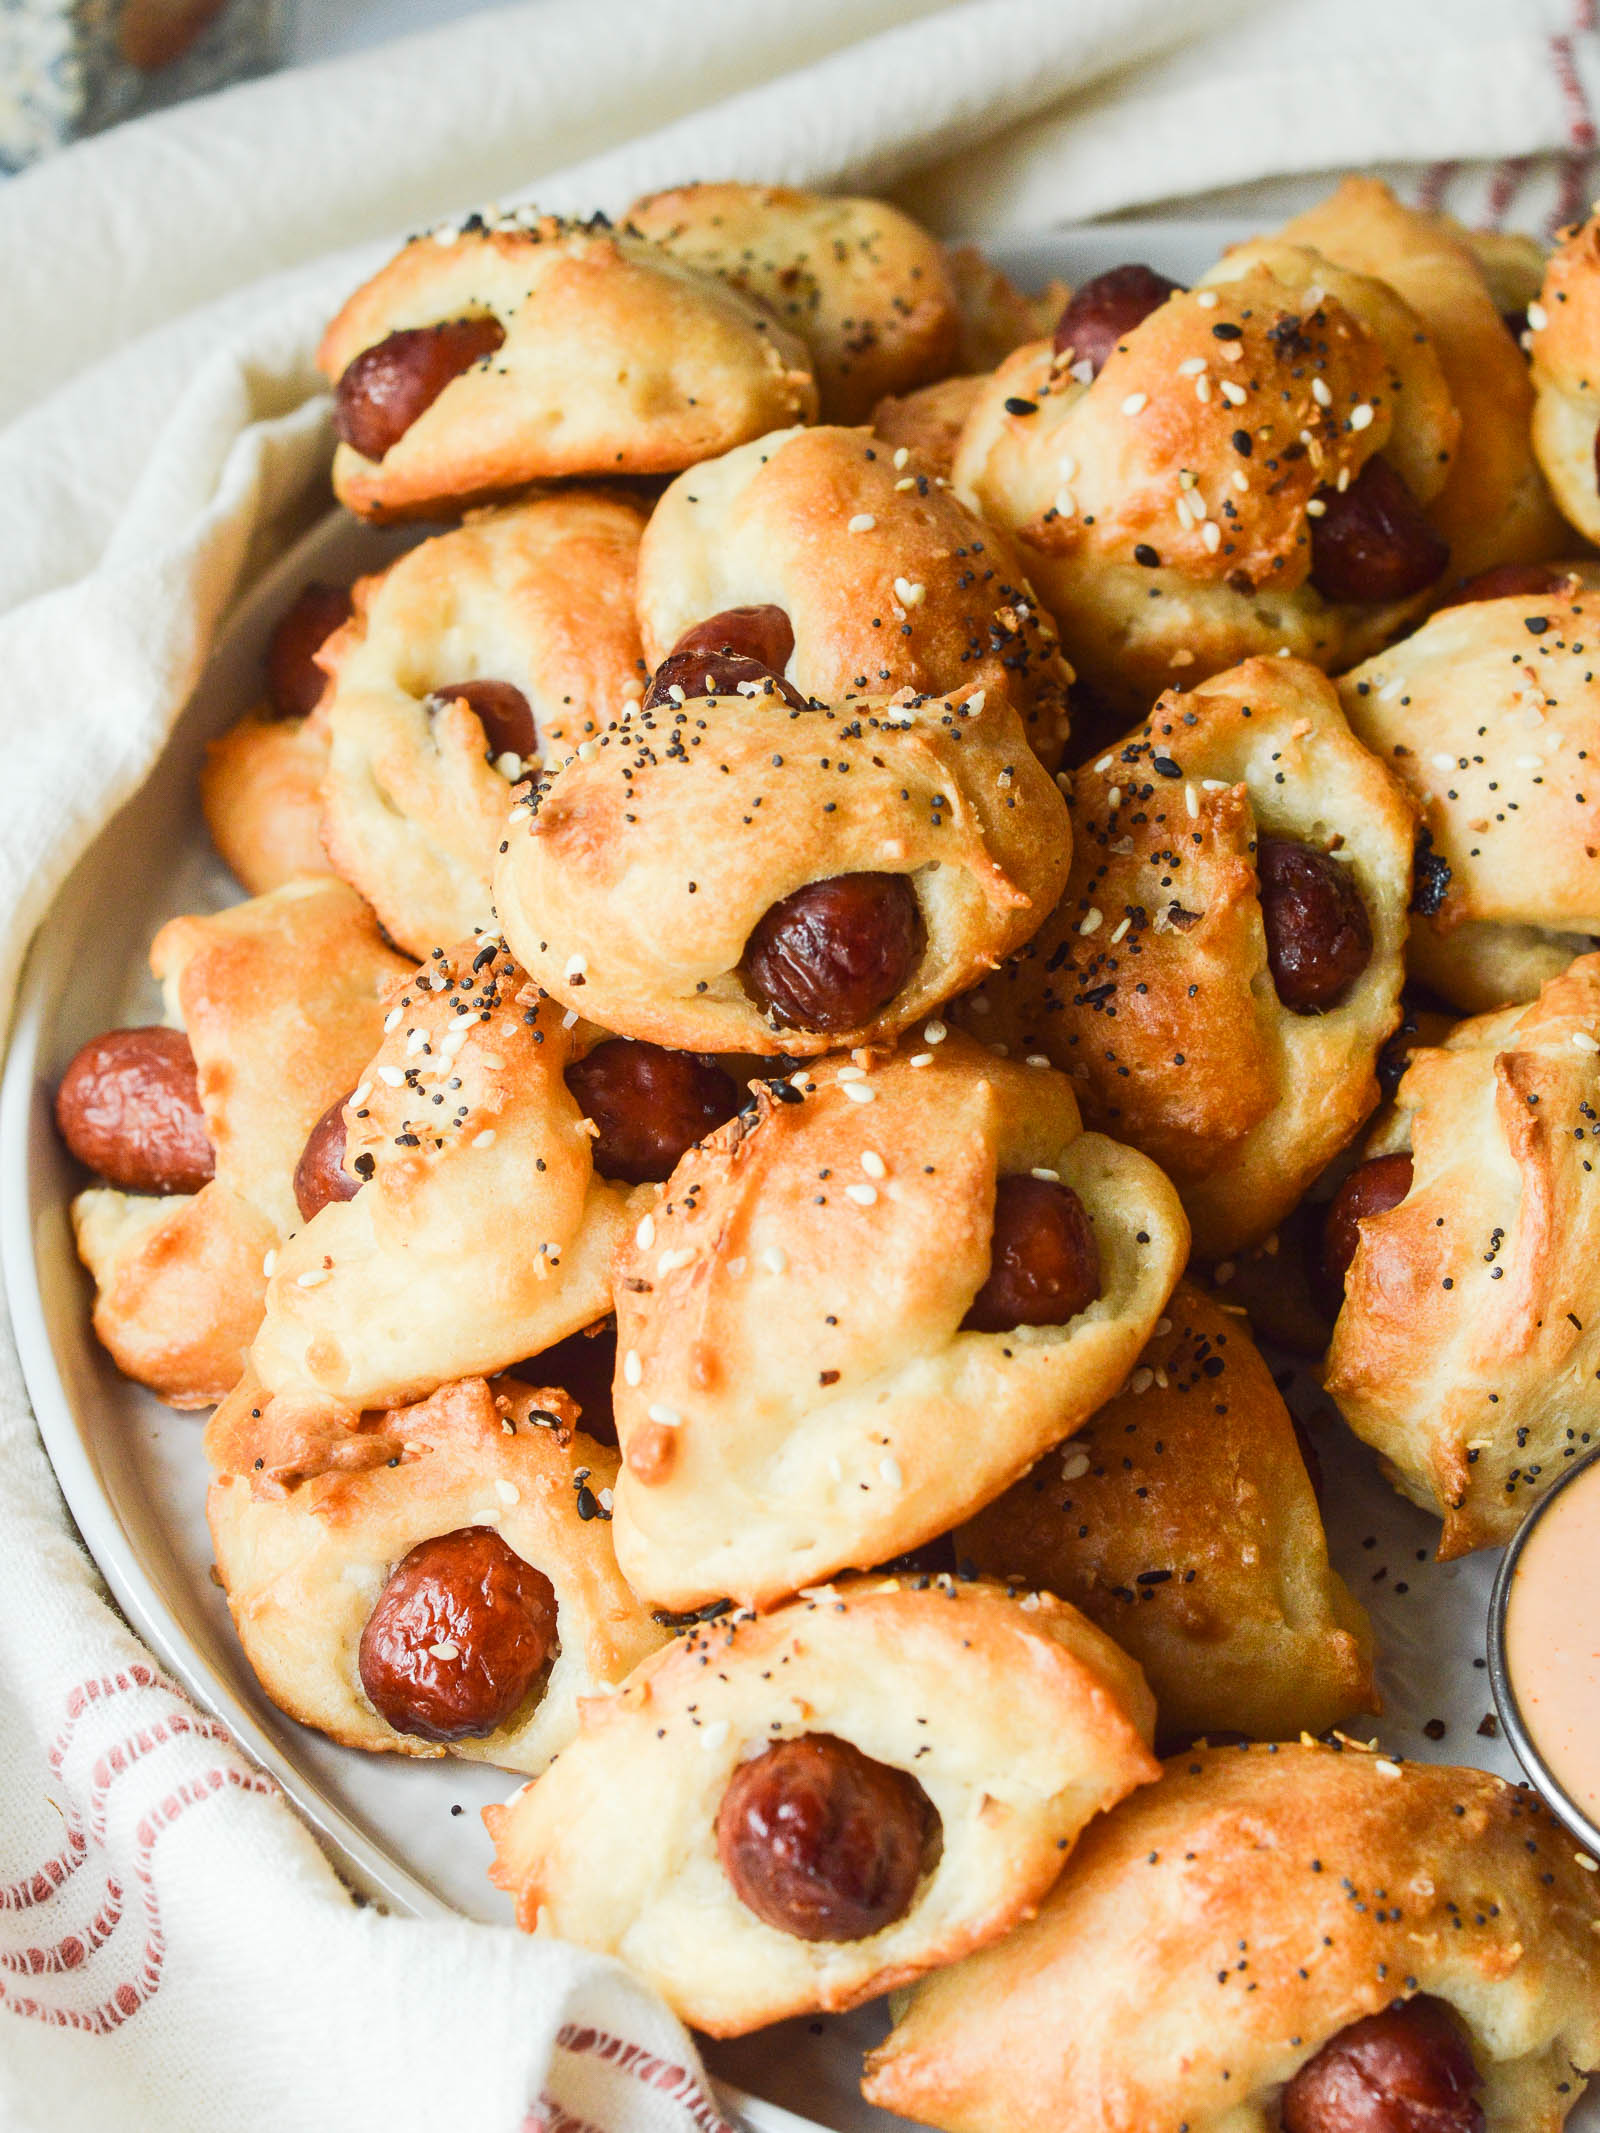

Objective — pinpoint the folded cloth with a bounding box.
[0,3,1595,2129]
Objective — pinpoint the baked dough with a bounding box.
[319,493,648,955]
[1530,208,1600,545]
[1340,577,1600,1013]
[864,1741,1600,2133]
[955,658,1415,1259]
[203,935,641,1488]
[634,423,1074,765]
[208,1374,664,1768]
[958,1282,1376,1744]
[319,210,817,521]
[493,680,1071,1057]
[871,375,987,483]
[942,244,1067,373]
[1275,178,1566,578]
[607,1032,1188,1609]
[71,881,408,1407]
[625,184,961,423]
[484,1574,1158,2035]
[200,707,333,895]
[953,247,1453,722]
[1326,952,1600,1557]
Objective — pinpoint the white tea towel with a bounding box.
[0,4,1595,2129]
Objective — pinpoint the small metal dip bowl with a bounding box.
[1488,1439,1600,1858]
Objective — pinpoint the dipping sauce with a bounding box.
[1504,1456,1600,1830]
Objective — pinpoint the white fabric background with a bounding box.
[0,3,1596,2127]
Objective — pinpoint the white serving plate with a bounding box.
[4,224,1588,2133]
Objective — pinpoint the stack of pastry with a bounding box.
[50,180,1600,2128]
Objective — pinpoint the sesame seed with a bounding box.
[261,1250,277,1277]
[647,1403,682,1427]
[1194,375,1211,402]
[635,1213,656,1249]
[1110,916,1131,942]
[473,1129,496,1148]
[1094,755,1115,773]
[924,1020,948,1044]
[623,1349,643,1386]
[1195,290,1218,308]
[761,1247,788,1275]
[1375,1759,1402,1777]
[295,1268,330,1287]
[1130,1367,1155,1394]
[861,1150,887,1178]
[1120,392,1148,416]
[1201,521,1221,551]
[1576,1852,1599,1871]
[910,1052,934,1067]
[1079,908,1104,935]
[377,1065,405,1087]
[1528,301,1549,332]
[893,576,927,607]
[699,1720,729,1753]
[1031,1166,1061,1181]
[383,1007,404,1033]
[848,513,877,533]
[1061,1449,1090,1480]
[1185,784,1199,817]
[1054,488,1077,518]
[1177,356,1206,377]
[564,954,587,980]
[1026,1054,1051,1068]
[657,1248,694,1275]
[495,1480,519,1505]
[1573,1033,1600,1053]
[846,1183,878,1206]
[879,1456,904,1487]
[349,1083,372,1109]
[1220,380,1247,405]
[1350,404,1375,431]
[428,1641,460,1662]
[1311,376,1332,408]
[842,1080,876,1103]
[892,446,909,468]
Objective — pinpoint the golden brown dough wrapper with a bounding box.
[634,423,1073,765]
[608,1033,1188,1610]
[959,1282,1375,1744]
[204,937,640,1488]
[942,244,1067,372]
[1326,952,1600,1557]
[955,658,1415,1259]
[1340,576,1600,1014]
[485,1575,1157,2036]
[209,1376,663,1769]
[871,374,986,483]
[1530,208,1600,545]
[865,1741,1600,2133]
[319,211,817,521]
[200,707,332,895]
[71,881,408,1407]
[953,249,1451,722]
[319,494,647,956]
[1276,177,1566,577]
[494,681,1069,1058]
[626,184,961,423]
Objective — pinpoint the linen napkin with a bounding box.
[1,3,1596,2129]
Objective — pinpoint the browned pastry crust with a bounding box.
[318,494,647,954]
[1326,952,1600,1556]
[1530,207,1600,544]
[634,423,1074,765]
[203,937,641,1488]
[1276,178,1566,577]
[200,707,333,895]
[955,658,1415,1259]
[484,1575,1157,2035]
[959,1281,1375,1744]
[872,375,987,484]
[1339,576,1600,1014]
[607,1032,1187,1610]
[319,211,817,521]
[208,1376,664,1768]
[493,681,1071,1058]
[71,881,408,1406]
[942,245,1068,373]
[864,1742,1600,2133]
[953,248,1452,721]
[625,184,961,424]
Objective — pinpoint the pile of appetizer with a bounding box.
[50,174,1600,2130]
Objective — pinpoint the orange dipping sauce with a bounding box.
[1505,1459,1600,1830]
